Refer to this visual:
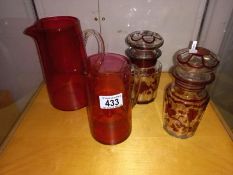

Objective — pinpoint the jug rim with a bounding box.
[35,16,80,32]
[88,52,132,75]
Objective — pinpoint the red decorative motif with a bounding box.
[165,103,176,116]
[163,46,219,138]
[163,83,209,138]
[187,109,198,122]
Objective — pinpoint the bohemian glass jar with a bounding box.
[163,46,219,138]
[125,30,164,103]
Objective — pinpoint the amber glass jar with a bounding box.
[163,46,219,138]
[163,70,212,138]
[125,30,164,103]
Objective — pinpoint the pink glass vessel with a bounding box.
[86,53,140,145]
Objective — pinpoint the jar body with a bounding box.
[137,61,162,104]
[163,82,209,138]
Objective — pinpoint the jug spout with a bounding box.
[24,24,39,38]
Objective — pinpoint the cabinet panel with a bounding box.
[35,0,207,70]
[0,0,42,147]
[199,0,233,53]
[99,0,206,71]
[35,0,99,30]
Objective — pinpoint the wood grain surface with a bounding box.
[0,73,232,175]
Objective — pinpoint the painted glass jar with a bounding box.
[163,47,219,138]
[125,30,164,103]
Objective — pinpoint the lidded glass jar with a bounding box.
[163,45,219,138]
[125,30,164,103]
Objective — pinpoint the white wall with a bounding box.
[35,0,207,71]
[0,0,35,18]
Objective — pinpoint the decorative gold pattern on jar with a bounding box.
[163,45,219,138]
[137,62,162,104]
[163,83,209,138]
[125,30,163,104]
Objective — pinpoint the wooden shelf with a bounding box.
[0,73,232,175]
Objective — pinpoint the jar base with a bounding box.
[137,98,155,104]
[163,125,194,139]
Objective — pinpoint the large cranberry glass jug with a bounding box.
[25,16,104,111]
[163,45,219,138]
[86,53,140,145]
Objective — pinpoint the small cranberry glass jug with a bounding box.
[25,16,104,111]
[86,53,140,145]
[163,43,219,138]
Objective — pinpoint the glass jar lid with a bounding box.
[125,30,164,50]
[175,47,219,73]
[174,47,220,84]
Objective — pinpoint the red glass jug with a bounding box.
[25,16,104,111]
[86,53,140,145]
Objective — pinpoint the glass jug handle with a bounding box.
[83,29,105,69]
[83,29,105,54]
[131,65,141,107]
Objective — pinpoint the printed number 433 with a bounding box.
[105,99,119,107]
